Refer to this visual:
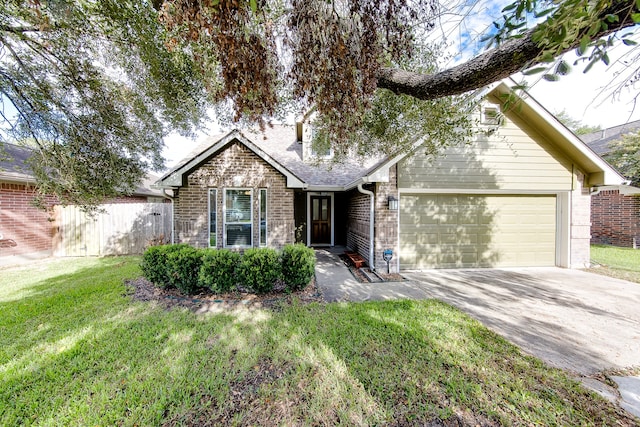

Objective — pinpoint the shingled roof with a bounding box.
[0,141,162,196]
[580,119,640,155]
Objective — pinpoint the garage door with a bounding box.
[400,194,556,269]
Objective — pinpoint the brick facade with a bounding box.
[374,165,399,272]
[0,182,57,259]
[591,189,640,248]
[174,142,295,249]
[346,187,371,264]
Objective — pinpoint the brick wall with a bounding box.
[591,189,640,248]
[374,165,399,272]
[0,182,57,258]
[174,141,295,249]
[346,187,371,264]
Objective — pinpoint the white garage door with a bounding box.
[400,194,556,269]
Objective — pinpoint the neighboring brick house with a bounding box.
[582,120,640,247]
[0,142,167,265]
[155,79,626,271]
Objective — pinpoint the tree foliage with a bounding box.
[604,131,640,185]
[554,109,602,136]
[0,0,204,208]
[1,0,639,208]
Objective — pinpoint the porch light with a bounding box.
[388,195,398,211]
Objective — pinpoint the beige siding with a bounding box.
[400,194,556,269]
[398,104,574,191]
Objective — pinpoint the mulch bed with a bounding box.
[124,277,324,312]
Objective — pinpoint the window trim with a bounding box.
[223,188,253,248]
[259,188,267,247]
[208,188,217,248]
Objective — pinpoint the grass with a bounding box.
[1,257,636,426]
[589,244,640,283]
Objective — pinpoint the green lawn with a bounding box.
[0,257,635,426]
[589,244,640,284]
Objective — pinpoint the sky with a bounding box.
[158,1,640,168]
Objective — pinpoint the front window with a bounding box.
[224,189,253,247]
[209,189,217,247]
[259,189,267,246]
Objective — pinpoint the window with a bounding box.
[208,189,217,247]
[224,188,252,247]
[259,189,267,246]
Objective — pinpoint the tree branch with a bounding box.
[0,24,40,34]
[376,2,639,100]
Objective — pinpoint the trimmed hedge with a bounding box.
[166,246,203,294]
[140,244,316,296]
[198,249,240,293]
[236,248,281,294]
[281,244,316,291]
[140,243,191,288]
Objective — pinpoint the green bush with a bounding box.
[281,244,316,291]
[198,249,240,293]
[166,246,203,294]
[140,244,190,288]
[236,248,281,294]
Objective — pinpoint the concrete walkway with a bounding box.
[313,248,640,419]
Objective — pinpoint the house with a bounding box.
[581,120,640,247]
[154,79,627,272]
[0,143,58,263]
[0,142,168,265]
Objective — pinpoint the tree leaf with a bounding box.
[522,67,547,75]
[555,60,570,75]
[622,38,638,46]
[542,73,559,81]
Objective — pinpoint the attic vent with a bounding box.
[481,106,501,125]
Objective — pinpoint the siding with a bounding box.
[398,102,574,191]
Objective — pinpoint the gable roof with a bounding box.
[156,78,627,191]
[155,128,387,190]
[580,119,640,155]
[485,79,627,187]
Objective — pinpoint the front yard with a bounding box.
[0,257,636,426]
[589,244,640,284]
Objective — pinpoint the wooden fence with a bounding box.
[54,203,172,256]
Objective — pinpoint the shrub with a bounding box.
[140,244,190,288]
[166,246,203,294]
[236,248,281,294]
[198,249,240,293]
[281,244,316,291]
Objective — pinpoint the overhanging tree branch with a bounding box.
[376,1,639,100]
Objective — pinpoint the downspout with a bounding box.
[357,183,375,271]
[161,188,175,244]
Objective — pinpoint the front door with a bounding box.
[311,196,331,245]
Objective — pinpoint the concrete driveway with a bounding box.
[402,268,640,376]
